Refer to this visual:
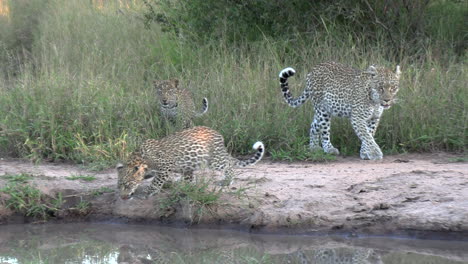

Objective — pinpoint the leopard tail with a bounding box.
[279,67,311,107]
[235,141,264,167]
[195,98,209,117]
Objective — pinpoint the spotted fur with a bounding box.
[117,126,264,199]
[154,79,208,128]
[279,61,401,160]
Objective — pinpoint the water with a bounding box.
[0,223,467,264]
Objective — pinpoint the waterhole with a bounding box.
[0,223,467,263]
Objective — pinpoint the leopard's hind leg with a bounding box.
[312,108,339,155]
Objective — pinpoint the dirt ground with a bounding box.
[0,153,467,236]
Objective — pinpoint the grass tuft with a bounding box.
[91,186,115,196]
[448,156,468,163]
[0,183,63,220]
[65,175,97,182]
[161,178,222,208]
[159,176,223,223]
[1,173,33,183]
[270,146,337,162]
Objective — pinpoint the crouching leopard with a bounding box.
[154,79,208,128]
[279,61,401,160]
[117,126,264,200]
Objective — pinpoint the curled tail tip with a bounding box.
[237,141,264,167]
[279,67,296,79]
[252,141,264,151]
[201,97,209,114]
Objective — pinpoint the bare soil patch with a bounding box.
[0,153,467,236]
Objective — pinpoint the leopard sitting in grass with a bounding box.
[117,126,264,200]
[154,79,208,128]
[279,61,401,160]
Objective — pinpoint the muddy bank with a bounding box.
[0,153,467,237]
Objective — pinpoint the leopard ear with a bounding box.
[365,65,378,76]
[395,65,401,80]
[116,163,124,170]
[172,79,179,87]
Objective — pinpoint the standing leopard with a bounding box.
[117,126,264,200]
[279,61,401,160]
[154,79,208,128]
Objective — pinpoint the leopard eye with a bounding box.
[133,166,139,172]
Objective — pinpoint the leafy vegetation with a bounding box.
[160,176,223,222]
[270,142,337,162]
[0,0,465,166]
[0,183,63,220]
[448,156,468,163]
[0,172,96,220]
[145,0,467,59]
[1,173,33,183]
[74,200,91,214]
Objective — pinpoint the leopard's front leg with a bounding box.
[351,114,383,160]
[218,166,235,186]
[143,169,170,198]
[366,106,384,136]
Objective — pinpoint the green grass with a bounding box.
[160,176,223,223]
[161,178,223,209]
[1,173,33,183]
[65,175,97,182]
[0,0,466,165]
[0,183,63,220]
[0,173,62,220]
[90,186,115,196]
[270,145,337,162]
[448,156,468,163]
[75,200,91,214]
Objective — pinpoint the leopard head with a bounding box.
[154,79,179,109]
[366,65,401,109]
[116,152,148,200]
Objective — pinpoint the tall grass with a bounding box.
[0,0,466,166]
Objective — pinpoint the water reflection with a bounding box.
[0,223,467,264]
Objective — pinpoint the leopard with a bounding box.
[279,61,401,160]
[117,126,264,200]
[154,79,208,128]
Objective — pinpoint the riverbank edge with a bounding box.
[1,201,468,241]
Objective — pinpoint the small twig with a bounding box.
[362,0,398,56]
